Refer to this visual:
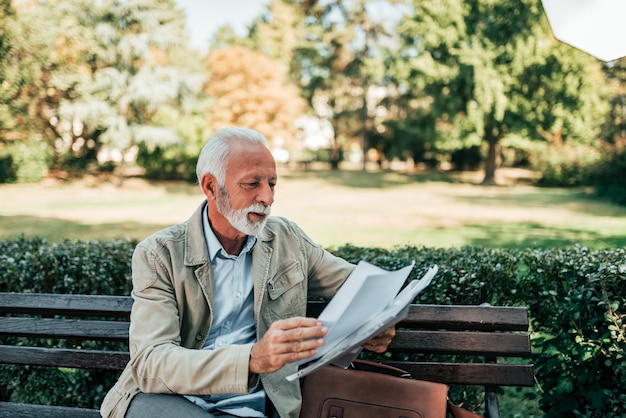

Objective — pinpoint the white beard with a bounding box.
[216,187,271,236]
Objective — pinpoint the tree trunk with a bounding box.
[329,118,341,171]
[114,151,127,187]
[361,94,368,172]
[481,135,500,186]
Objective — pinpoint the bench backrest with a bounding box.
[0,292,534,387]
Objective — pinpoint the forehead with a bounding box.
[225,141,277,180]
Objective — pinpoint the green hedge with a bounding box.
[1,237,625,417]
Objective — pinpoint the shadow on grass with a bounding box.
[456,222,626,249]
[281,169,468,189]
[455,187,626,217]
[5,216,626,250]
[0,215,166,242]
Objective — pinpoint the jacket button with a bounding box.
[195,333,204,341]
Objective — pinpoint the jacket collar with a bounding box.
[184,201,211,267]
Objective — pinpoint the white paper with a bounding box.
[316,260,415,357]
[286,263,438,381]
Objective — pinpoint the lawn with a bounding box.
[2,167,626,249]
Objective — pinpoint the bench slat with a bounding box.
[308,302,528,331]
[383,361,535,387]
[0,317,129,341]
[401,304,529,331]
[0,293,132,317]
[0,345,129,370]
[0,318,530,358]
[1,294,528,332]
[0,401,100,418]
[389,330,531,357]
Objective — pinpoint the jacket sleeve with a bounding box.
[127,242,252,396]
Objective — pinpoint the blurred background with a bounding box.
[2,3,626,416]
[1,0,626,248]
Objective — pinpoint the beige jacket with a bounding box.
[100,202,354,418]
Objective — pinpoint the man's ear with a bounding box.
[200,174,218,200]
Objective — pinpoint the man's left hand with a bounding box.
[362,325,395,353]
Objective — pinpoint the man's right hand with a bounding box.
[249,317,327,374]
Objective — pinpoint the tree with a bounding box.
[203,46,305,152]
[10,0,199,182]
[0,0,21,137]
[65,0,195,183]
[288,0,399,169]
[387,0,609,184]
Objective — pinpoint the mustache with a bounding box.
[248,204,271,215]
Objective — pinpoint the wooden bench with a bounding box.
[0,293,534,418]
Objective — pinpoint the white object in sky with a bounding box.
[542,0,626,62]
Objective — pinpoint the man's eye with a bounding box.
[269,183,276,189]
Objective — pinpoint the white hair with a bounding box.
[195,127,267,186]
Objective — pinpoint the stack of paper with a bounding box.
[287,261,438,381]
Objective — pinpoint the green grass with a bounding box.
[2,167,626,249]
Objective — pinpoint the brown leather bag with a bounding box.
[300,360,449,418]
[447,401,483,418]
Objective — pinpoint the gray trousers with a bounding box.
[124,393,238,418]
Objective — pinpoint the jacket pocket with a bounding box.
[266,261,306,318]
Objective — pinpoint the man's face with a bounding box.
[215,141,277,236]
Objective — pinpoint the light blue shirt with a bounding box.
[184,207,266,417]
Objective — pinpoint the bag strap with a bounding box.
[350,359,412,378]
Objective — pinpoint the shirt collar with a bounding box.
[202,204,257,261]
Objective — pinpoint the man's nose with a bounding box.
[257,183,274,206]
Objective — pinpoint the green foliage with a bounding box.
[386,0,608,184]
[0,140,51,183]
[592,147,626,206]
[512,247,626,417]
[136,143,197,182]
[0,236,136,408]
[1,237,625,416]
[533,143,601,187]
[332,244,626,417]
[0,152,15,183]
[0,236,135,294]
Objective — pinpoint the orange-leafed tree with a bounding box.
[203,46,305,151]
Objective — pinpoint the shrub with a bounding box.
[532,143,600,188]
[0,236,135,294]
[1,238,625,417]
[592,147,626,206]
[332,244,626,417]
[0,140,51,184]
[0,153,16,183]
[136,143,197,182]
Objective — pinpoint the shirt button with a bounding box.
[236,292,242,298]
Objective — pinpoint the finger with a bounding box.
[272,317,322,331]
[281,324,328,342]
[376,326,396,338]
[265,320,327,345]
[363,341,387,353]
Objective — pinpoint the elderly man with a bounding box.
[100,127,394,418]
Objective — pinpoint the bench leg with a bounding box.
[484,386,500,418]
